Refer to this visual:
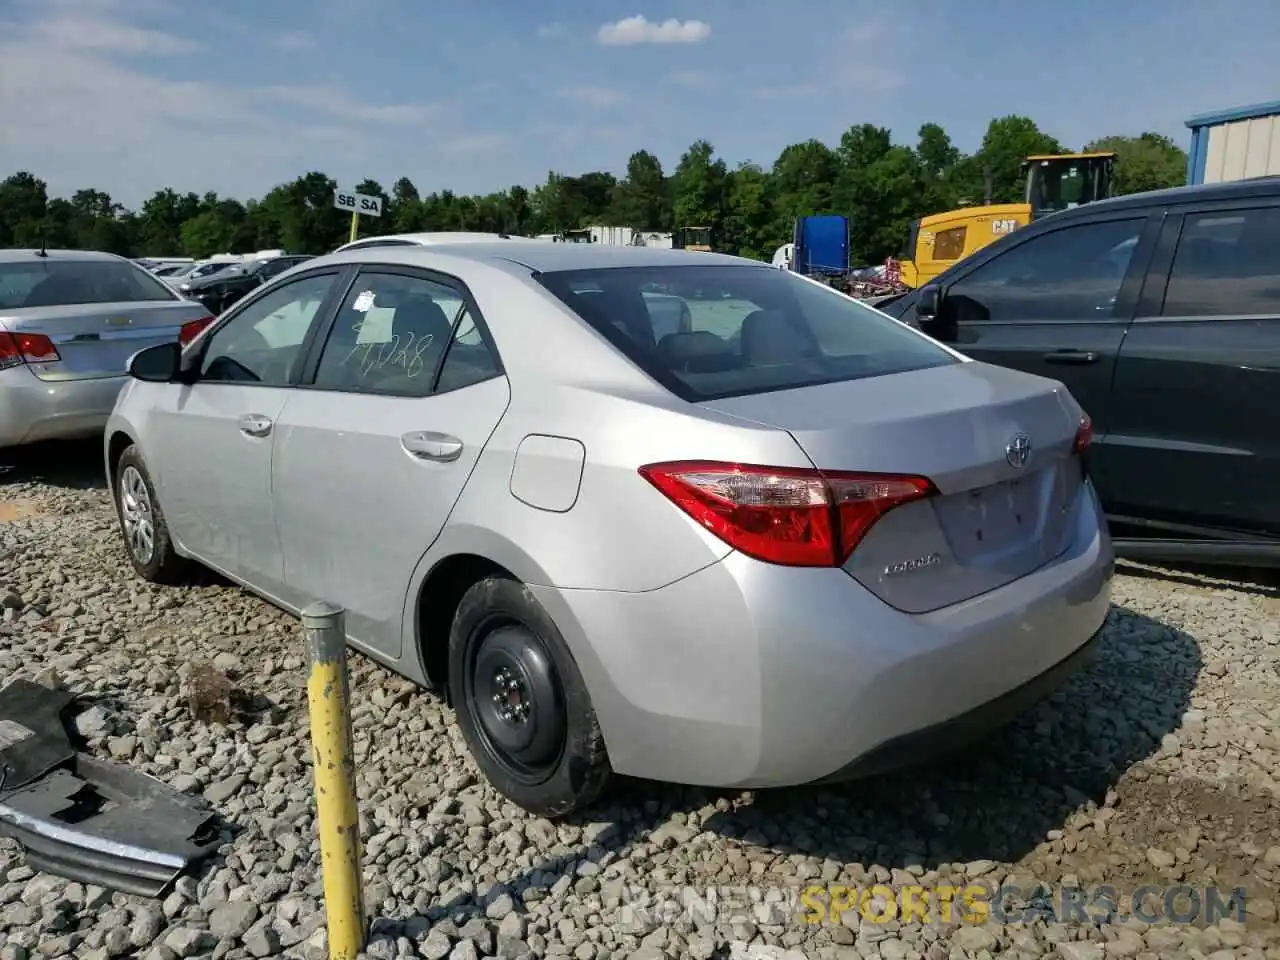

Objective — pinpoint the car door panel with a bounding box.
[272,379,511,655]
[150,270,347,592]
[932,214,1160,503]
[271,267,511,659]
[1105,204,1280,536]
[154,384,293,588]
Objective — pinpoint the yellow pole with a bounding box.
[349,210,359,245]
[302,601,365,960]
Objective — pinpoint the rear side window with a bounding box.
[0,259,177,309]
[1162,207,1280,317]
[312,272,469,397]
[535,265,956,401]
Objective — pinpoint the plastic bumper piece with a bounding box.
[0,680,222,897]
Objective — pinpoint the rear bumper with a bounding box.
[810,624,1103,782]
[530,479,1114,788]
[0,367,126,448]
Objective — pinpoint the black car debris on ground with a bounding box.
[877,177,1280,568]
[0,679,222,896]
[179,254,314,316]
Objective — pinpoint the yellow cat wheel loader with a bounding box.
[895,152,1117,289]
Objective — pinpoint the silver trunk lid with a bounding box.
[0,300,211,381]
[700,361,1086,613]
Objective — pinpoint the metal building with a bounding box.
[1185,100,1280,185]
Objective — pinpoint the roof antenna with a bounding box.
[34,230,48,258]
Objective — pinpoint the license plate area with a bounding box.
[935,469,1047,562]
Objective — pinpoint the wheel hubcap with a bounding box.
[119,465,155,564]
[467,623,565,778]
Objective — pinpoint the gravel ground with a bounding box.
[1,441,1277,960]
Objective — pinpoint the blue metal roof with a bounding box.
[1185,100,1280,129]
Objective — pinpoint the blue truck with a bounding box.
[789,214,850,277]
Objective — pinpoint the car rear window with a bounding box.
[0,259,178,310]
[535,264,957,401]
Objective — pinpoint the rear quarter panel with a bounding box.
[441,378,814,592]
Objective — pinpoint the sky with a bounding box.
[2,0,1278,209]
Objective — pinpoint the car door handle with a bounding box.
[237,413,273,437]
[1043,350,1100,365]
[401,431,463,462]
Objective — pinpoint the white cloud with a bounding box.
[257,85,438,125]
[31,14,201,54]
[0,6,475,206]
[556,85,628,108]
[753,20,903,101]
[536,23,563,39]
[438,132,511,155]
[668,69,713,89]
[596,15,710,46]
[754,84,819,103]
[271,30,315,52]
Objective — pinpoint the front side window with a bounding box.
[312,272,463,397]
[0,258,178,309]
[932,226,967,262]
[536,264,955,401]
[943,217,1144,323]
[199,273,337,386]
[1163,207,1280,317]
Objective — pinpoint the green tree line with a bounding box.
[0,116,1187,267]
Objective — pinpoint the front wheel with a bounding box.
[448,576,611,817]
[113,445,191,584]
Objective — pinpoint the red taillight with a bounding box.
[1073,414,1093,455]
[179,315,215,346]
[638,460,936,567]
[0,331,60,370]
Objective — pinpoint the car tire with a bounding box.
[113,445,191,585]
[448,575,611,817]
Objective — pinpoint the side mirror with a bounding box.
[128,342,180,382]
[913,285,958,341]
[915,285,941,319]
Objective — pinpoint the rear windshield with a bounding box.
[0,259,178,310]
[535,264,956,401]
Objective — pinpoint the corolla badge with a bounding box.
[105,316,131,327]
[1005,433,1032,469]
[883,551,942,578]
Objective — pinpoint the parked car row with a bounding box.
[3,177,1272,818]
[177,254,314,315]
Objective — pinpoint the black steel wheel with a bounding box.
[448,575,611,816]
[463,620,566,783]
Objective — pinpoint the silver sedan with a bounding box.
[0,249,214,449]
[104,242,1113,816]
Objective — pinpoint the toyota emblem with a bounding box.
[1005,433,1032,469]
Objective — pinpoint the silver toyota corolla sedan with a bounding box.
[0,250,215,450]
[104,243,1113,816]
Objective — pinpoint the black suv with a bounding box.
[182,255,314,315]
[880,178,1279,567]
